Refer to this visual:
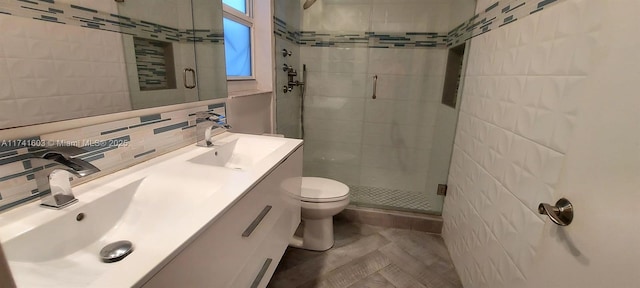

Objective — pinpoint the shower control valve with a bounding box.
[282,49,293,57]
[282,64,292,72]
[283,85,292,93]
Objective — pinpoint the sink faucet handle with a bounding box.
[38,152,100,177]
[33,145,85,160]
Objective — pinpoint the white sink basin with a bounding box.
[188,135,287,170]
[0,169,234,287]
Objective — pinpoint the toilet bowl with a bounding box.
[289,177,350,251]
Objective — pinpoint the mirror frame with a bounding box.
[0,98,227,140]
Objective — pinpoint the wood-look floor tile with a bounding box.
[269,217,461,288]
[333,220,381,248]
[378,264,426,288]
[347,272,396,288]
[378,243,458,288]
[379,229,451,267]
[298,251,391,288]
[428,258,463,287]
[268,234,391,288]
[275,247,324,272]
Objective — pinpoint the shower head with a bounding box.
[303,0,317,9]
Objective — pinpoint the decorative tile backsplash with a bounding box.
[0,103,226,212]
[0,0,224,43]
[134,37,175,91]
[277,0,564,51]
[299,31,448,49]
[274,16,301,45]
[274,16,447,49]
[279,0,565,49]
[448,0,564,47]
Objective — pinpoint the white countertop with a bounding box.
[0,132,303,287]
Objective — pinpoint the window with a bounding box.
[223,0,253,79]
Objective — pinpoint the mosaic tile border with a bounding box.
[448,0,563,47]
[300,31,448,49]
[0,103,227,212]
[274,16,301,44]
[0,0,224,44]
[275,0,565,49]
[134,37,172,90]
[273,17,447,49]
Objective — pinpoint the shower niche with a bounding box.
[133,38,177,91]
[441,43,466,108]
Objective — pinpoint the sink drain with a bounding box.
[100,240,134,263]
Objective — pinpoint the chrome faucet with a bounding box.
[196,111,232,147]
[30,146,101,209]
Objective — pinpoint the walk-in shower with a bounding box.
[274,0,477,215]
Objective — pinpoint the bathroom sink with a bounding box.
[0,168,234,287]
[188,135,288,170]
[0,132,302,287]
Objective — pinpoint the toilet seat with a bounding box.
[301,177,349,203]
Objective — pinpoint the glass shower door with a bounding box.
[298,0,475,215]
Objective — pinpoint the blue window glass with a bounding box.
[223,18,251,77]
[222,0,246,14]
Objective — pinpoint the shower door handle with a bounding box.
[372,75,378,99]
[538,198,574,226]
[184,68,196,89]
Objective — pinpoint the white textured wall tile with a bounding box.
[443,0,605,286]
[0,13,131,128]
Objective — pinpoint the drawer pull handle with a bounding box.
[250,258,273,288]
[242,205,272,237]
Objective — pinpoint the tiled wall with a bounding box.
[0,13,131,128]
[448,0,564,47]
[274,0,302,139]
[442,0,604,286]
[0,103,226,212]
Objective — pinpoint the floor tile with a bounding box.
[347,272,396,288]
[269,217,461,288]
[298,251,391,288]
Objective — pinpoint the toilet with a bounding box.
[289,177,350,251]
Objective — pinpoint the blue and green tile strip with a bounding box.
[0,103,227,212]
[0,0,223,43]
[274,0,565,49]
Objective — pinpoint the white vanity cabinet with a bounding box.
[141,147,302,288]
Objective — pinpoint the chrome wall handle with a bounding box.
[538,198,573,226]
[250,258,273,288]
[242,205,272,237]
[372,75,378,99]
[183,68,196,89]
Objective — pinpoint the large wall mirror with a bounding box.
[0,0,228,129]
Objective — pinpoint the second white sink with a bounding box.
[188,135,287,170]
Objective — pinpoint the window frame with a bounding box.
[222,0,255,80]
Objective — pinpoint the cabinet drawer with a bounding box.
[143,161,298,287]
[229,209,294,288]
[142,148,302,288]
